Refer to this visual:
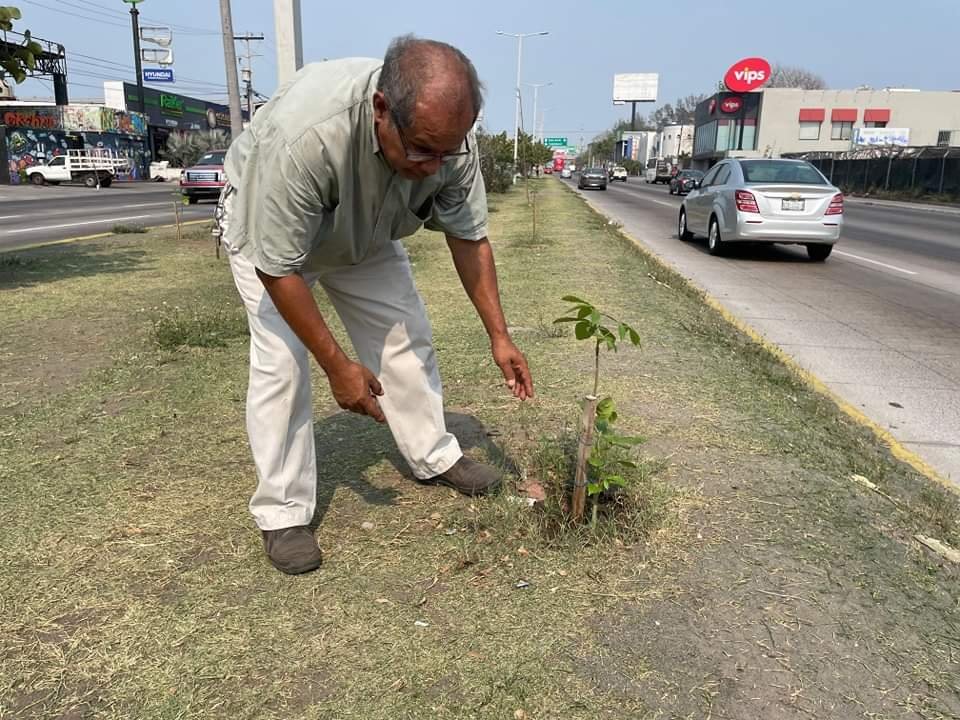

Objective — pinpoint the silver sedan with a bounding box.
[678,159,843,261]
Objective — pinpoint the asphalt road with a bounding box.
[564,176,960,487]
[0,181,216,252]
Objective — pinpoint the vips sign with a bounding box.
[723,57,771,93]
[720,97,743,114]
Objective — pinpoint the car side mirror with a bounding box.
[694,180,703,189]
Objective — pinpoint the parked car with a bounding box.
[180,150,227,204]
[27,149,128,188]
[578,167,608,190]
[611,166,628,182]
[560,167,572,179]
[677,159,843,261]
[669,169,704,195]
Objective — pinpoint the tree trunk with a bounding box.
[572,394,598,522]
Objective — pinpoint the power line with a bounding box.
[19,0,131,29]
[69,0,220,35]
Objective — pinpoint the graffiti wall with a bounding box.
[3,104,149,183]
[82,133,150,181]
[6,127,71,184]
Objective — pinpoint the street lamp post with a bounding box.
[122,0,146,117]
[497,30,548,183]
[524,82,552,143]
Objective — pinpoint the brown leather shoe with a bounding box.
[428,457,502,496]
[261,526,323,575]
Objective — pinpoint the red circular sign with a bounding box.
[723,57,771,93]
[720,96,743,114]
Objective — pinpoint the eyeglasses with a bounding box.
[390,109,471,163]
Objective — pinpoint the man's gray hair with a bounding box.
[377,35,483,130]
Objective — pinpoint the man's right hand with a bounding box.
[327,359,386,423]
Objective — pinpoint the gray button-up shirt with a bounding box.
[223,58,489,277]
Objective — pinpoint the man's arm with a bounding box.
[256,270,386,422]
[445,235,534,400]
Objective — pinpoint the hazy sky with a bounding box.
[11,0,960,144]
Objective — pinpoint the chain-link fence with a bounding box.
[785,146,960,200]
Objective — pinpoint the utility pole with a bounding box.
[524,81,551,143]
[234,33,264,121]
[218,0,244,138]
[273,0,303,86]
[496,30,549,183]
[121,0,146,116]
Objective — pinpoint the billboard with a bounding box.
[613,73,658,103]
[853,128,910,146]
[723,57,771,93]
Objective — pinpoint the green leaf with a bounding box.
[577,305,592,319]
[561,294,590,305]
[607,434,644,447]
[552,316,580,324]
[618,323,628,341]
[574,321,595,340]
[587,452,603,468]
[616,459,639,469]
[604,475,627,487]
[589,309,601,326]
[628,327,641,346]
[596,396,615,417]
[594,418,610,435]
[586,482,603,495]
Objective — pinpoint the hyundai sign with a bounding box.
[723,57,771,93]
[143,68,175,83]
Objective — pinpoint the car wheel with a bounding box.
[186,195,199,205]
[83,173,98,188]
[29,173,45,185]
[678,209,694,241]
[707,217,726,256]
[806,244,833,262]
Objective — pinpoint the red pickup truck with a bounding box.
[179,149,227,204]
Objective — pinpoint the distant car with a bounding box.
[560,167,572,179]
[678,159,843,261]
[180,150,227,204]
[611,166,628,182]
[578,167,607,191]
[543,166,553,174]
[669,169,704,195]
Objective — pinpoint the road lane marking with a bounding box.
[605,185,677,208]
[0,215,25,220]
[833,249,917,275]
[0,214,157,235]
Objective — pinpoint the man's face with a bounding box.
[373,91,472,180]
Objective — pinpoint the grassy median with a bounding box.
[2,182,958,719]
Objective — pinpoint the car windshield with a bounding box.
[740,160,826,185]
[679,170,703,178]
[586,168,604,175]
[196,151,226,166]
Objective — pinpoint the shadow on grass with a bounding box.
[0,244,151,289]
[310,410,518,527]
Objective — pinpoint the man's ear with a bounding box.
[372,91,388,123]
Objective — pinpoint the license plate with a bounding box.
[782,198,805,211]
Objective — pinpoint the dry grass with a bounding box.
[0,181,957,719]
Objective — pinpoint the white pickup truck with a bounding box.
[27,149,130,188]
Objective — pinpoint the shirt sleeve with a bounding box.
[248,142,326,277]
[424,139,489,241]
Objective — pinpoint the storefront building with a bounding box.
[1,103,149,184]
[692,88,960,169]
[104,82,244,160]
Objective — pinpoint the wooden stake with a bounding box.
[572,394,598,522]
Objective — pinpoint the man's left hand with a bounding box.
[492,337,534,400]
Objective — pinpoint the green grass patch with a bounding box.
[1,180,958,719]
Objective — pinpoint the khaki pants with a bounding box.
[219,188,462,530]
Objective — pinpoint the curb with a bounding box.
[567,184,957,497]
[2,219,211,254]
[845,196,960,216]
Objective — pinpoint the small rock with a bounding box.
[515,711,527,720]
[361,521,375,531]
[414,620,429,628]
[518,480,546,503]
[516,546,529,557]
[515,580,531,590]
[429,512,442,521]
[444,527,457,536]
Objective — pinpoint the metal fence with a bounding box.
[785,146,960,198]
